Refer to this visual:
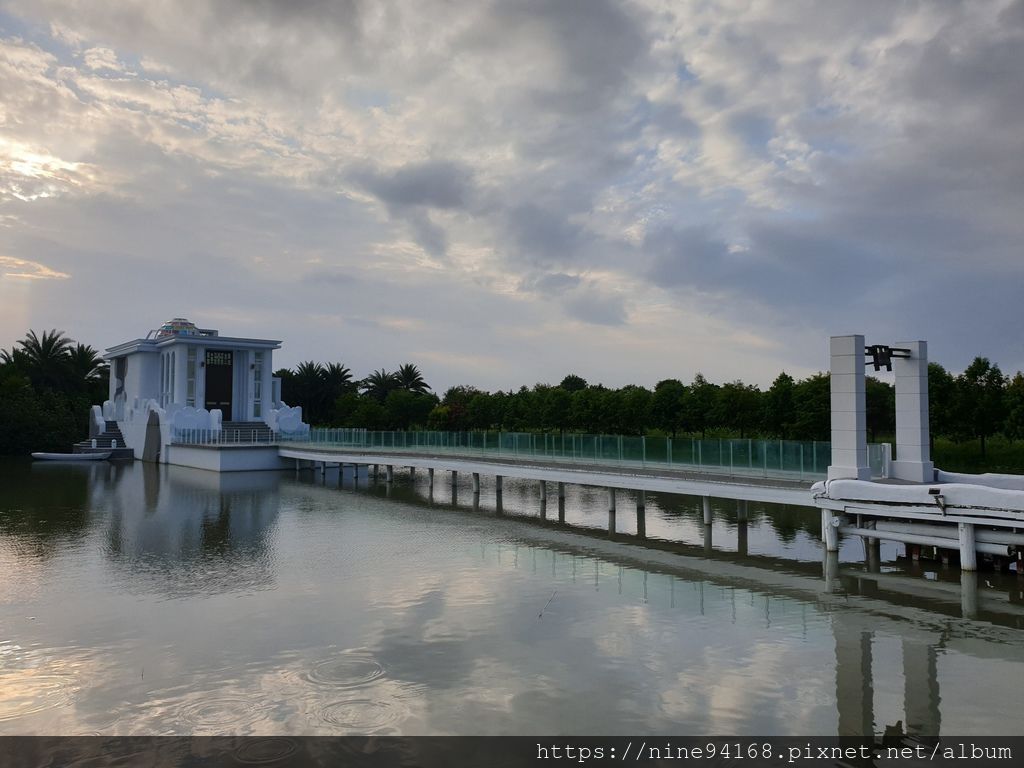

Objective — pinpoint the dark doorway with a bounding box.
[204,350,233,417]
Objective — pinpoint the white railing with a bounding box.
[173,428,280,446]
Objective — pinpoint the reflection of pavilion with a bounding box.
[100,463,283,596]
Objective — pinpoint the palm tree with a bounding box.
[397,363,430,394]
[68,343,107,383]
[17,329,74,390]
[361,369,400,401]
[321,362,355,399]
[292,361,326,422]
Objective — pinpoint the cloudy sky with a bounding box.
[1,0,1022,391]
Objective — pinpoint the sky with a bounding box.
[1,0,1022,392]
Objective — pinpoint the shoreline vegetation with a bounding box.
[3,328,1024,474]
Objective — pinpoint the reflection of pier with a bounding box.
[294,461,1024,736]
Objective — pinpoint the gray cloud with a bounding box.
[2,0,1024,386]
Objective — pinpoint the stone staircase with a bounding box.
[74,421,134,459]
[220,421,276,443]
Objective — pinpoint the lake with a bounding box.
[1,458,1022,736]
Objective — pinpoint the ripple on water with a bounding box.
[0,672,75,722]
[234,737,300,765]
[316,698,407,734]
[176,696,269,731]
[303,650,385,689]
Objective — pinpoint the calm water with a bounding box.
[1,458,1023,736]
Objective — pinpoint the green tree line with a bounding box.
[0,330,108,453]
[4,326,1024,472]
[277,355,1024,462]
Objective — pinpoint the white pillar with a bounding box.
[823,509,840,552]
[959,522,977,571]
[828,334,871,481]
[891,340,934,483]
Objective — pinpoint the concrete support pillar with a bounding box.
[495,475,503,493]
[372,464,378,480]
[866,539,881,573]
[961,571,978,619]
[472,472,480,493]
[608,508,616,535]
[557,497,565,523]
[737,499,747,522]
[451,470,458,486]
[386,465,394,483]
[703,523,713,555]
[451,483,458,505]
[637,490,646,511]
[828,334,871,481]
[539,481,547,501]
[823,551,840,593]
[892,340,934,483]
[959,523,977,571]
[737,519,748,557]
[428,467,434,488]
[557,482,565,499]
[902,640,941,736]
[822,509,840,552]
[702,496,712,526]
[636,506,646,539]
[409,466,415,478]
[540,499,547,519]
[608,487,616,513]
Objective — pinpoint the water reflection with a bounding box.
[2,459,1024,736]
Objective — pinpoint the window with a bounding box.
[186,348,196,407]
[253,351,263,418]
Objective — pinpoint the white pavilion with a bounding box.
[96,318,308,469]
